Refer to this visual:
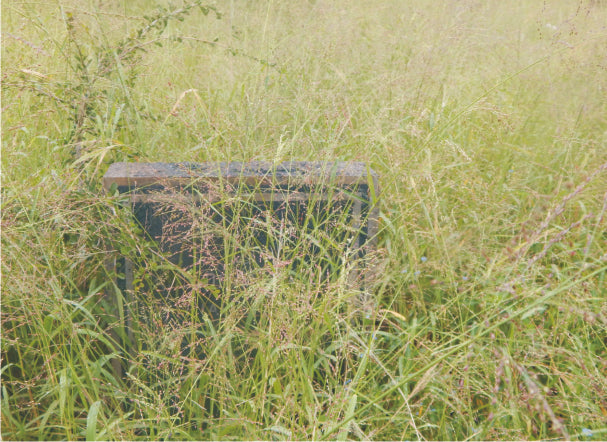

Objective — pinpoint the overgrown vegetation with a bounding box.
[2,0,606,440]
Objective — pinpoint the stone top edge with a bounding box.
[103,161,379,190]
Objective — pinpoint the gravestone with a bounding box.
[103,161,379,317]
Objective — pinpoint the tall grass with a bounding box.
[2,0,606,440]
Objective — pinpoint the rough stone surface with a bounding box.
[103,161,378,190]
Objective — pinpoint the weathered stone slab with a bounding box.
[104,161,379,299]
[103,161,378,193]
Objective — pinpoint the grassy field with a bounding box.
[2,0,606,440]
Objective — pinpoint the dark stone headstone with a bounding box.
[103,161,379,315]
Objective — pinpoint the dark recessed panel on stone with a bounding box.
[103,161,380,311]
